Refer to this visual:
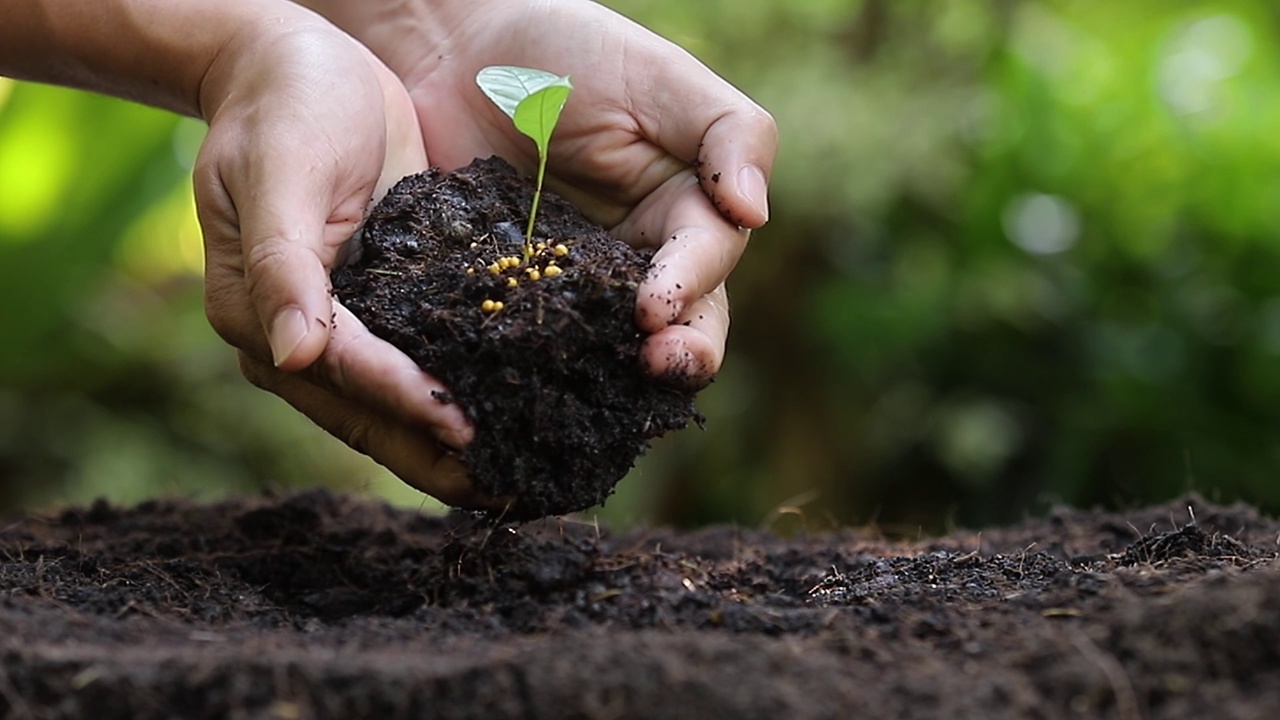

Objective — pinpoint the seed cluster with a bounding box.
[473,242,572,314]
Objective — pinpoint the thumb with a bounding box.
[242,205,337,372]
[198,135,372,372]
[631,43,778,229]
[695,108,777,229]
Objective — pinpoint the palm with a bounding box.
[407,64,679,241]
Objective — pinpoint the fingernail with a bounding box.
[269,307,309,367]
[737,164,770,224]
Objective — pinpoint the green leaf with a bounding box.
[475,66,571,120]
[512,82,573,158]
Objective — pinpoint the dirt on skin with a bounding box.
[1,490,1279,719]
[331,157,701,520]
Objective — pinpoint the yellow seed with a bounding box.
[553,244,569,257]
[493,301,504,311]
[488,263,501,275]
[469,242,478,249]
[543,265,563,278]
[507,277,518,288]
[528,269,542,281]
[481,300,495,312]
[536,242,547,251]
[466,267,475,275]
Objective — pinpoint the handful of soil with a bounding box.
[331,157,703,520]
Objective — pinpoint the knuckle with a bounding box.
[336,414,376,457]
[236,353,271,390]
[243,241,295,297]
[204,284,242,346]
[711,284,732,315]
[191,132,224,188]
[749,105,779,144]
[203,275,270,358]
[192,171,239,242]
[307,338,356,397]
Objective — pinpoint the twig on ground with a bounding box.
[1069,630,1144,720]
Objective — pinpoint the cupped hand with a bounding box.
[392,0,777,384]
[193,14,482,506]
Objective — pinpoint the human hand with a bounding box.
[193,13,484,506]
[329,0,777,385]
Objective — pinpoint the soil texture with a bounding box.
[331,157,701,520]
[2,490,1279,719]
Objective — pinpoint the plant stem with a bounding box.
[524,153,548,261]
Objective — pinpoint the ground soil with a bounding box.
[331,158,700,519]
[2,490,1279,719]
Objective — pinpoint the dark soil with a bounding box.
[331,157,701,519]
[3,490,1280,719]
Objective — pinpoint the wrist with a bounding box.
[291,0,494,82]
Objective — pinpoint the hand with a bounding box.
[346,0,778,385]
[193,15,483,506]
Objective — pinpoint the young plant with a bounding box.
[476,66,574,259]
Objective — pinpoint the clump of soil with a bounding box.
[331,157,701,519]
[2,491,1279,719]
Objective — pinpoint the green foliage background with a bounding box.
[3,0,1280,530]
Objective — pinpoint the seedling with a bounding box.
[476,66,574,259]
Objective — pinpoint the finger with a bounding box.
[237,164,365,373]
[196,105,386,372]
[615,173,748,333]
[319,301,473,450]
[627,43,778,228]
[640,284,731,385]
[204,268,472,449]
[694,105,776,228]
[238,352,492,510]
[202,252,274,359]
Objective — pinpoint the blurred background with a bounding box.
[3,0,1280,532]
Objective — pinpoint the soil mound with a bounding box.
[332,158,701,519]
[1,490,1278,719]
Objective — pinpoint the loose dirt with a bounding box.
[1,490,1277,719]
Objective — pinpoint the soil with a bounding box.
[331,157,701,520]
[2,490,1279,719]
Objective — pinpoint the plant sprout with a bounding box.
[476,65,574,258]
